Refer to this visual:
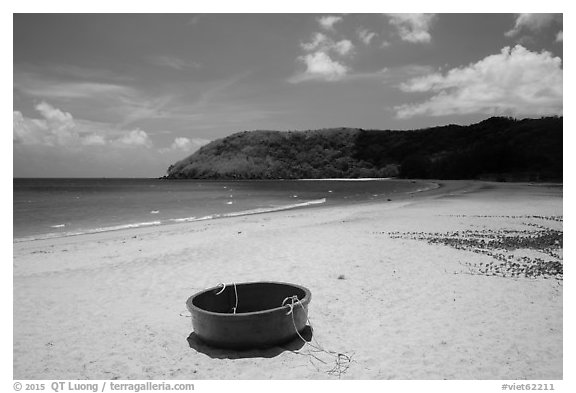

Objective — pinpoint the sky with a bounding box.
[13,13,563,177]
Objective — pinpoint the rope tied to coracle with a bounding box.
[180,282,238,317]
[215,282,238,314]
[281,295,353,378]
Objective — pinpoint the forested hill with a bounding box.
[165,117,563,181]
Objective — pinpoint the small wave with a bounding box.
[50,224,66,228]
[406,182,441,194]
[14,199,327,243]
[14,221,163,243]
[88,221,163,233]
[175,198,328,222]
[169,216,197,223]
[192,199,326,220]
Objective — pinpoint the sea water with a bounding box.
[13,178,431,241]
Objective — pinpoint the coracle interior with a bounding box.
[192,282,306,314]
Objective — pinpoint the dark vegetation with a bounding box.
[165,117,562,181]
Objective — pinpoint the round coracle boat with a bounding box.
[186,281,311,349]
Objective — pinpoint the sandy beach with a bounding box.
[13,180,563,380]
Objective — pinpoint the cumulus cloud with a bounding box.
[168,137,210,151]
[357,28,377,45]
[395,45,563,118]
[300,32,329,51]
[13,101,155,150]
[113,129,153,149]
[291,32,355,82]
[12,103,211,177]
[157,137,211,155]
[334,39,354,56]
[35,101,74,125]
[171,137,192,150]
[292,52,349,82]
[82,134,107,146]
[14,102,79,146]
[505,13,561,37]
[13,111,42,145]
[386,13,437,43]
[318,16,342,31]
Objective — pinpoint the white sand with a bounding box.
[13,181,562,379]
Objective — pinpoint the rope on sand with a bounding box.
[282,295,353,378]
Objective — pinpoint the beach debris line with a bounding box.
[385,215,562,280]
[445,214,563,222]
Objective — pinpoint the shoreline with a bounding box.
[12,180,559,250]
[13,180,563,379]
[13,178,442,244]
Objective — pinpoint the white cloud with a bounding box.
[13,102,79,146]
[35,101,74,125]
[505,13,560,37]
[556,31,563,42]
[318,16,342,31]
[357,28,377,45]
[292,52,349,82]
[12,103,211,177]
[171,137,192,150]
[395,45,562,119]
[113,129,153,148]
[82,134,107,146]
[35,102,79,145]
[13,111,42,145]
[386,13,436,43]
[292,32,355,82]
[13,102,155,150]
[167,137,210,152]
[334,40,354,56]
[300,32,329,51]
